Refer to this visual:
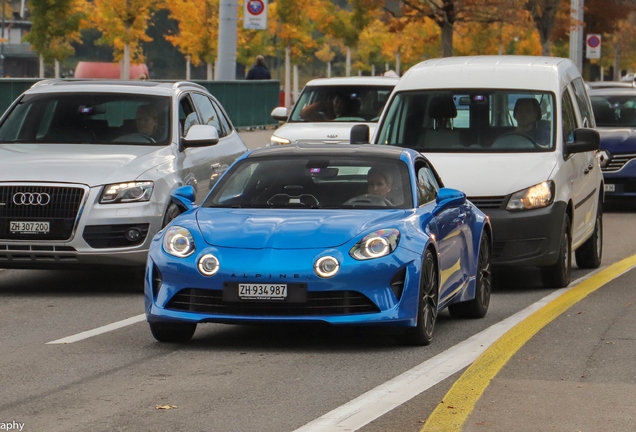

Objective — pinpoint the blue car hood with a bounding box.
[195,208,406,249]
[598,127,636,153]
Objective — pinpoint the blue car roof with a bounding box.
[248,144,410,160]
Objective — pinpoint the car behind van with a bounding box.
[356,56,602,288]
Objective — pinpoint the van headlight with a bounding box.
[350,229,400,260]
[100,181,154,204]
[269,135,291,146]
[163,226,196,257]
[507,181,555,210]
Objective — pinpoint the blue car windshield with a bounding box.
[0,93,171,145]
[204,156,413,209]
[377,90,556,152]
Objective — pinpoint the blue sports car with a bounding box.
[145,145,492,345]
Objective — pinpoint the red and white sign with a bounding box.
[586,34,601,59]
[244,0,268,30]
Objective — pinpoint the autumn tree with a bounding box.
[162,0,219,80]
[89,0,157,79]
[23,0,86,77]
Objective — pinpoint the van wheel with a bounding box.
[575,204,602,269]
[541,214,571,288]
[449,231,492,318]
[404,249,438,346]
[149,322,197,343]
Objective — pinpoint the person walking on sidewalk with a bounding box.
[246,55,271,80]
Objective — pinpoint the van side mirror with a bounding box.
[271,107,288,122]
[565,128,600,155]
[350,124,370,144]
[182,125,219,148]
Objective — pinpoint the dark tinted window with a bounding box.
[590,93,636,127]
[204,156,413,209]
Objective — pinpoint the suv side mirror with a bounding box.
[350,124,370,144]
[182,125,219,148]
[565,128,600,155]
[271,107,288,122]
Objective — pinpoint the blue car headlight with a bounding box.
[163,226,196,258]
[350,229,400,260]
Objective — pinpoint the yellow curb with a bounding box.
[421,254,636,432]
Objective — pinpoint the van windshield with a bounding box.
[377,90,556,152]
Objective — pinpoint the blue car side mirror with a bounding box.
[435,188,466,212]
[170,185,197,212]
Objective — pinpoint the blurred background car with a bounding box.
[268,76,399,146]
[589,86,636,199]
[0,80,247,269]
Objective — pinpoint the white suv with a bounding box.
[363,56,603,288]
[269,76,399,146]
[0,80,247,269]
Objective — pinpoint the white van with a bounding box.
[356,56,603,288]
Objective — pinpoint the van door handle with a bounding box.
[584,164,593,174]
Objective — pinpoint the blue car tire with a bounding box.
[448,231,492,319]
[150,321,197,343]
[404,249,438,346]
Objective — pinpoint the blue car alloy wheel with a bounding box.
[144,145,492,345]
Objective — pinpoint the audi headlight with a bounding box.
[163,226,196,258]
[269,135,291,146]
[350,229,400,260]
[100,181,154,204]
[506,181,554,211]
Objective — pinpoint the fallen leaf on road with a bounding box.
[156,405,178,410]
[476,421,491,426]
[576,385,583,388]
[527,356,535,360]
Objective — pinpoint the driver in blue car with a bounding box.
[513,98,550,146]
[135,104,160,139]
[367,166,393,199]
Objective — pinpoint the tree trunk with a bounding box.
[293,64,299,103]
[327,62,331,78]
[395,52,401,76]
[123,43,130,80]
[285,45,291,110]
[186,55,191,80]
[39,55,44,78]
[54,59,60,78]
[614,35,621,81]
[441,21,453,57]
[346,47,351,77]
[207,62,213,80]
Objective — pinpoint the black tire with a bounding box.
[575,203,603,269]
[162,203,182,228]
[448,231,492,319]
[541,214,571,288]
[149,321,197,343]
[404,249,438,346]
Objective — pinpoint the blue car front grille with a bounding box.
[165,288,380,316]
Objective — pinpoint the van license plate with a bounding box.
[604,184,615,192]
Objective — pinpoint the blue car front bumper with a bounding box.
[145,244,424,327]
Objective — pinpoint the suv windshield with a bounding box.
[203,156,413,209]
[289,85,394,123]
[377,90,555,152]
[0,93,171,145]
[590,94,636,127]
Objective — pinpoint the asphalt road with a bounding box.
[1,130,635,432]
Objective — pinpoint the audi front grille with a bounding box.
[0,185,86,241]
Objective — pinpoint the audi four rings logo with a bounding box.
[13,192,51,206]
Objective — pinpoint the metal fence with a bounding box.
[0,78,281,128]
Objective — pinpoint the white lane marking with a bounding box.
[294,271,601,432]
[46,314,146,344]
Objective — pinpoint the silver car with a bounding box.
[0,80,247,268]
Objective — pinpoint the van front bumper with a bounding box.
[481,202,567,267]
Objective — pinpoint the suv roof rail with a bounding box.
[172,81,208,91]
[30,79,62,89]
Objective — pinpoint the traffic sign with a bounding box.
[586,34,601,59]
[244,0,268,30]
